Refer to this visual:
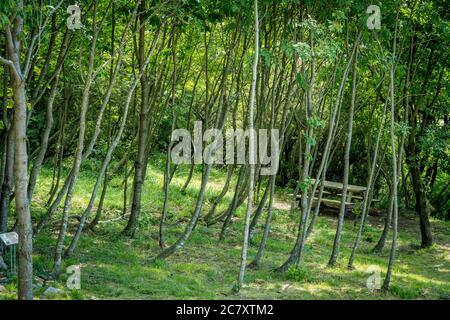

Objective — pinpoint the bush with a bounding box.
[286,266,314,283]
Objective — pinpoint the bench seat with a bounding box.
[290,194,355,209]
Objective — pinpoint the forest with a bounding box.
[0,0,449,301]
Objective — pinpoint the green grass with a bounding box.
[1,155,449,300]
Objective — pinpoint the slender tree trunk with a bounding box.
[203,165,235,223]
[383,13,400,290]
[180,164,194,193]
[219,165,247,239]
[277,29,320,273]
[88,150,131,229]
[4,3,33,297]
[27,31,70,201]
[0,124,14,234]
[373,186,394,253]
[51,4,100,277]
[410,168,433,247]
[303,50,354,240]
[348,83,388,268]
[47,87,68,207]
[248,174,275,268]
[328,45,358,267]
[236,0,258,291]
[12,80,33,300]
[65,15,160,256]
[123,0,151,237]
[122,157,129,217]
[248,177,270,241]
[159,23,178,248]
[155,21,238,260]
[0,122,14,271]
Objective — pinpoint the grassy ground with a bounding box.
[1,156,449,300]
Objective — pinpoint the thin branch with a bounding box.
[0,56,14,68]
[23,0,65,80]
[2,27,21,80]
[92,0,170,79]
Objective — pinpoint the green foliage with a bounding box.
[305,135,316,147]
[395,121,410,137]
[362,224,379,243]
[418,125,448,158]
[307,116,326,129]
[292,42,312,61]
[296,73,308,91]
[0,13,10,29]
[299,177,312,193]
[286,266,314,282]
[260,47,271,66]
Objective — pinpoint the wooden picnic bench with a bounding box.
[293,179,379,214]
